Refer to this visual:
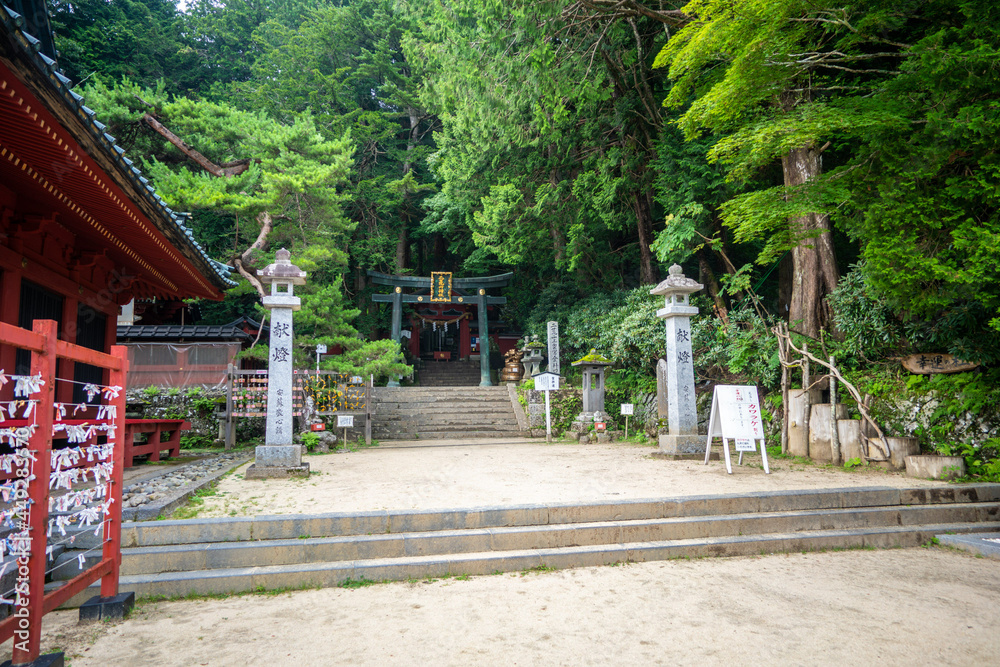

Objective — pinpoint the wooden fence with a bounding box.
[0,320,126,665]
[222,367,372,447]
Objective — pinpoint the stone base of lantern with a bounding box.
[657,433,706,456]
[246,445,310,479]
[244,463,311,480]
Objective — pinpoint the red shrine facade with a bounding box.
[0,5,232,402]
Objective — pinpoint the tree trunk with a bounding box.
[781,145,839,338]
[635,191,658,285]
[697,250,729,325]
[395,225,409,272]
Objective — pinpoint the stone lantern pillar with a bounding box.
[571,349,612,428]
[246,248,310,479]
[651,264,704,456]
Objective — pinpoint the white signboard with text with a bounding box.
[534,372,560,392]
[533,371,560,441]
[704,385,769,475]
[337,415,354,428]
[620,404,634,416]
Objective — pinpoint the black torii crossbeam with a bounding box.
[368,270,512,386]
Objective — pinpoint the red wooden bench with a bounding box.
[123,418,191,468]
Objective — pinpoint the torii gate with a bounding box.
[369,270,512,386]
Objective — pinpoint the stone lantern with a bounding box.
[246,248,310,479]
[571,348,612,428]
[650,264,704,456]
[522,335,545,377]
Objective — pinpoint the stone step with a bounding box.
[374,401,514,409]
[371,430,527,440]
[375,387,506,393]
[120,485,1000,547]
[51,484,999,605]
[118,503,1000,576]
[83,521,1000,601]
[373,416,519,425]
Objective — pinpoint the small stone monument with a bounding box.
[650,264,704,456]
[246,249,310,479]
[570,348,612,431]
[656,357,669,419]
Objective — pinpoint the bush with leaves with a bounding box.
[693,303,781,391]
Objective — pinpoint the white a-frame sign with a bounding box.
[704,385,770,475]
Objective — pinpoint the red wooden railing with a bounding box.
[0,320,126,665]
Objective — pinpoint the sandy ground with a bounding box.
[30,548,1000,666]
[194,439,945,517]
[8,439,997,666]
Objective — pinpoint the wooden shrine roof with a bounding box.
[0,4,234,301]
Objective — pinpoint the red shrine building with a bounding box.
[0,2,233,402]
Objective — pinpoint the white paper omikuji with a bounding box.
[13,373,44,398]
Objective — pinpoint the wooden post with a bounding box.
[779,333,790,455]
[829,355,841,464]
[102,344,128,598]
[12,320,57,665]
[225,363,235,449]
[800,342,811,447]
[365,375,372,446]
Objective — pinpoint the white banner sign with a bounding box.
[547,321,560,375]
[708,385,765,440]
[705,385,769,475]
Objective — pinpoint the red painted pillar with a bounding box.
[0,269,20,400]
[57,296,78,403]
[102,344,127,597]
[12,320,56,665]
[460,314,470,360]
[103,308,117,389]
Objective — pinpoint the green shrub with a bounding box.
[300,431,320,452]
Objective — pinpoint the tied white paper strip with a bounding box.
[54,403,66,420]
[0,426,36,448]
[102,385,122,400]
[12,374,44,398]
[96,404,116,421]
[83,384,101,402]
[51,447,81,472]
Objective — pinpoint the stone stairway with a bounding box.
[416,359,482,386]
[372,386,526,440]
[61,484,1000,602]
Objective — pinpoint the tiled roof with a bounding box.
[117,325,252,342]
[0,3,235,289]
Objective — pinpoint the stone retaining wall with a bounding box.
[125,388,226,442]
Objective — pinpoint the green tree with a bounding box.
[408,0,676,289]
[82,79,411,379]
[51,0,199,91]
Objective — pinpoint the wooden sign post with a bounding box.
[704,385,769,475]
[621,403,633,439]
[337,414,354,451]
[533,371,560,442]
